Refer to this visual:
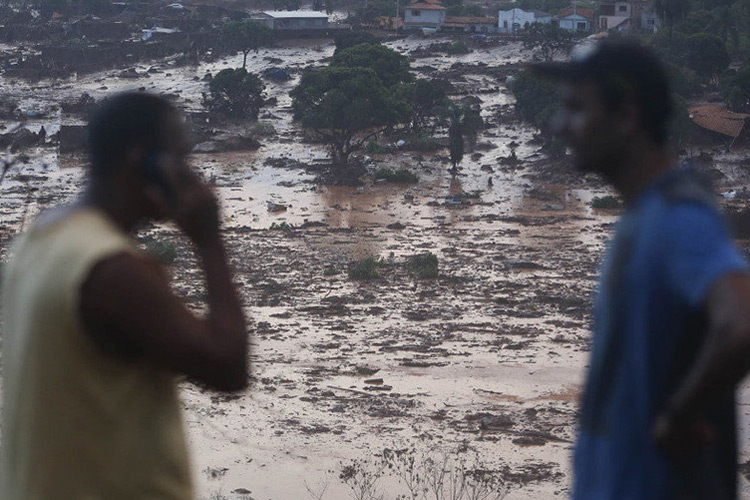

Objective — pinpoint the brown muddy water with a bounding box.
[2,36,750,500]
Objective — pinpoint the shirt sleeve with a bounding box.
[662,203,747,308]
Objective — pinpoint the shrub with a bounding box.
[406,252,439,279]
[348,256,381,280]
[409,134,441,152]
[445,41,470,54]
[591,195,621,209]
[374,168,419,183]
[251,121,277,136]
[269,221,294,232]
[147,241,178,264]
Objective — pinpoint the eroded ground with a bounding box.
[2,35,750,500]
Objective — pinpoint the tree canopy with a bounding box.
[684,32,730,81]
[221,21,274,69]
[394,79,449,132]
[290,67,410,171]
[331,43,413,88]
[520,23,577,62]
[203,68,265,119]
[333,31,381,55]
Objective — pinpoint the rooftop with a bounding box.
[689,105,750,139]
[405,2,447,10]
[261,10,329,18]
[559,7,595,19]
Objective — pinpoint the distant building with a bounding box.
[598,1,636,31]
[558,7,594,31]
[640,8,660,32]
[252,10,329,30]
[442,16,499,33]
[497,8,552,33]
[403,0,447,31]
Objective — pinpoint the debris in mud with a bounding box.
[266,201,287,212]
[193,133,261,153]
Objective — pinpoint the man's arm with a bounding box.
[80,173,248,392]
[655,272,750,451]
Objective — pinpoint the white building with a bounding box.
[497,8,552,33]
[403,0,447,31]
[252,11,329,30]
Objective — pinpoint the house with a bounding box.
[640,8,659,32]
[403,0,447,31]
[689,105,750,147]
[442,16,499,33]
[558,7,594,31]
[497,8,552,33]
[252,10,329,30]
[598,2,633,31]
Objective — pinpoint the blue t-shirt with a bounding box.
[573,168,747,500]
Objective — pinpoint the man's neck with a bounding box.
[610,140,676,207]
[81,185,140,234]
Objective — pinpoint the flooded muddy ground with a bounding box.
[2,34,750,500]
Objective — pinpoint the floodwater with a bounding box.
[2,35,750,500]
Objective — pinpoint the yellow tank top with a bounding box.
[1,208,193,500]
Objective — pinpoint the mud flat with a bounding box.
[2,35,750,500]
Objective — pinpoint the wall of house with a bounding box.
[497,9,535,33]
[404,8,445,26]
[559,15,590,31]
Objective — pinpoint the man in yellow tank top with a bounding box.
[0,93,248,499]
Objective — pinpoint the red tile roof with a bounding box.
[406,2,447,10]
[689,105,750,139]
[559,7,595,19]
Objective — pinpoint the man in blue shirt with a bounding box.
[535,41,750,499]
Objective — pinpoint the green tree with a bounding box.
[202,68,265,119]
[520,23,576,62]
[290,67,410,175]
[353,1,395,25]
[333,31,380,54]
[331,43,413,88]
[448,112,464,175]
[394,78,449,132]
[447,4,483,16]
[272,0,301,9]
[684,33,730,82]
[510,69,559,145]
[721,66,750,111]
[653,0,690,37]
[221,21,274,70]
[460,105,483,151]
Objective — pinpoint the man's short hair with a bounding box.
[533,40,673,145]
[88,92,176,180]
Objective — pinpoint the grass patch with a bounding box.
[406,252,439,279]
[365,141,390,154]
[374,168,419,183]
[348,256,381,280]
[591,195,621,209]
[147,241,178,264]
[409,134,441,152]
[323,266,338,276]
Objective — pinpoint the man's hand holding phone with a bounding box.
[144,152,220,249]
